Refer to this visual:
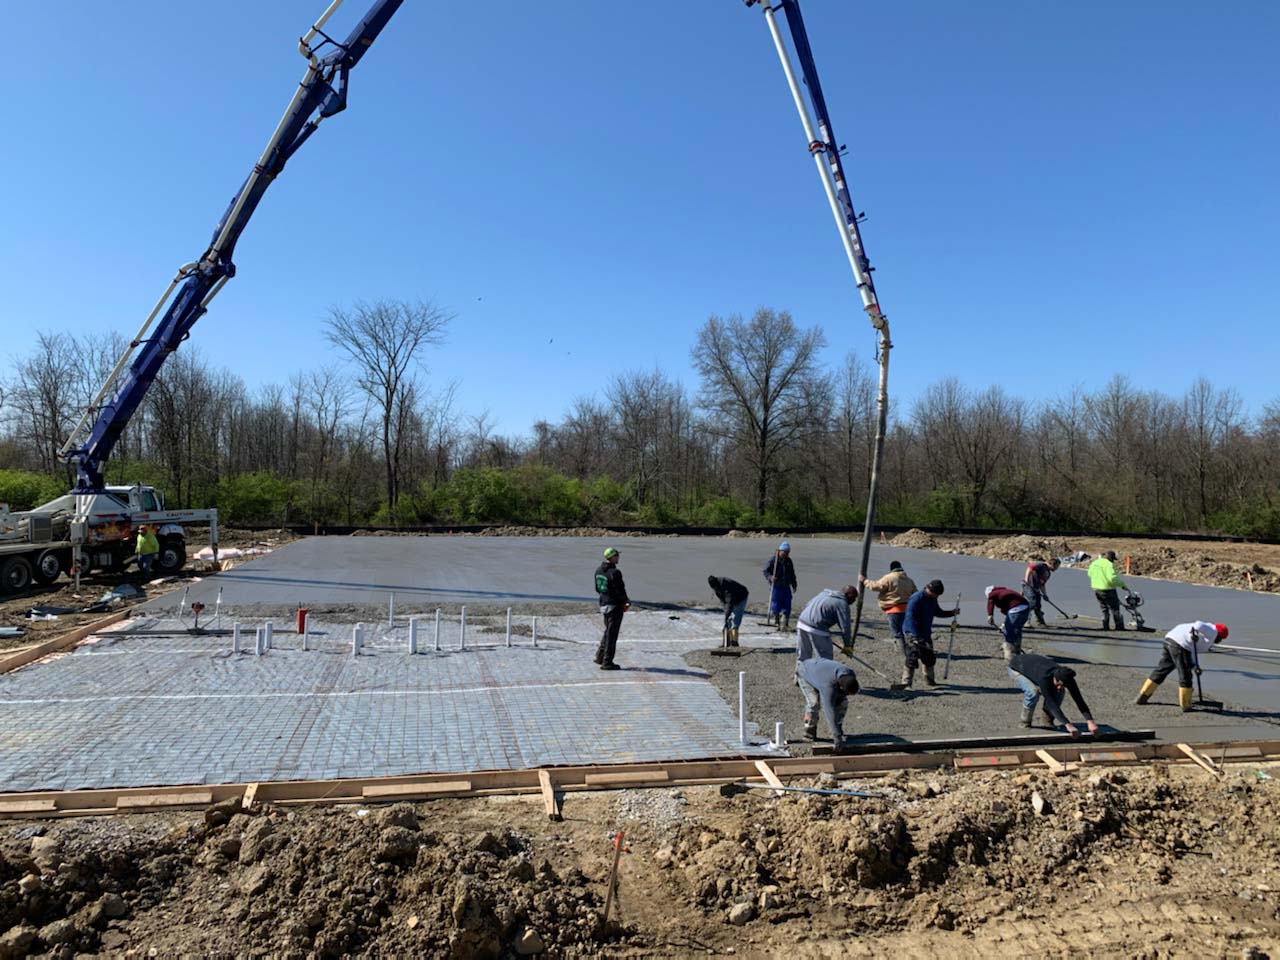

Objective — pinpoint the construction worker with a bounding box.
[593,547,630,670]
[985,585,1031,661]
[1008,650,1099,738]
[135,524,160,579]
[1136,621,1228,711]
[860,560,916,643]
[795,586,857,661]
[707,575,749,647]
[797,655,860,750]
[1022,557,1060,626]
[762,542,798,631]
[898,580,959,689]
[1087,550,1128,630]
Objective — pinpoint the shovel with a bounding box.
[1044,597,1078,620]
[943,593,960,679]
[1191,635,1223,711]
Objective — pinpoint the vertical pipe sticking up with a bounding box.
[506,608,512,647]
[214,587,223,628]
[175,586,189,622]
[739,671,747,745]
[352,622,363,657]
[409,617,418,655]
[531,616,538,648]
[301,611,310,651]
[459,606,466,651]
[255,627,265,656]
[389,592,395,627]
[774,721,785,750]
[434,608,441,652]
[232,622,241,654]
[263,621,273,651]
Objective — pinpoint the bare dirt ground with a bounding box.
[0,763,1276,958]
[888,529,1280,594]
[0,529,296,654]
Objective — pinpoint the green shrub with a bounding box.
[0,469,66,510]
[214,472,295,525]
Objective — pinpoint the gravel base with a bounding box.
[684,617,1280,753]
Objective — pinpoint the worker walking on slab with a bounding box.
[797,655,859,750]
[1088,550,1128,630]
[134,524,159,579]
[1022,557,1059,626]
[795,586,857,661]
[708,575,749,647]
[762,542,798,631]
[897,580,958,689]
[860,560,916,644]
[1008,650,1099,737]
[594,547,630,670]
[985,585,1032,661]
[1135,621,1228,711]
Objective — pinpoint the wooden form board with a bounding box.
[1,739,1274,821]
[0,610,129,675]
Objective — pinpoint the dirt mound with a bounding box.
[892,528,941,549]
[1128,548,1280,592]
[974,534,1073,563]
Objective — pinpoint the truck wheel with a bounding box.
[157,537,186,574]
[32,549,66,585]
[1,556,34,594]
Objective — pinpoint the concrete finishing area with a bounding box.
[0,610,779,794]
[156,535,1280,710]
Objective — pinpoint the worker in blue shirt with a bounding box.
[897,579,959,690]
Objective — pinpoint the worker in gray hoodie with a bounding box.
[795,585,859,661]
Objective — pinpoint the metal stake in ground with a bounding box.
[598,831,626,938]
[739,671,748,745]
[459,606,466,651]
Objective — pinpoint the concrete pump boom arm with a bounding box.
[58,0,405,493]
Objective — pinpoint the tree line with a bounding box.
[2,301,1277,538]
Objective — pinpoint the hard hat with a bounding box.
[778,541,791,552]
[1214,623,1228,640]
[603,547,619,559]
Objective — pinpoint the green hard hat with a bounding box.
[603,547,619,559]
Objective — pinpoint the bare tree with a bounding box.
[691,309,826,513]
[325,299,451,510]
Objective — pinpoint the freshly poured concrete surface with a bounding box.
[0,610,776,793]
[160,536,1279,712]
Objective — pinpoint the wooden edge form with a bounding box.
[583,770,671,787]
[0,610,129,675]
[116,790,213,810]
[1035,749,1068,776]
[242,782,260,811]
[362,780,472,799]
[1175,743,1224,779]
[538,770,562,821]
[753,760,787,796]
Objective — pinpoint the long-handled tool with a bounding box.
[840,645,896,686]
[722,780,882,800]
[1044,597,1078,620]
[1190,633,1224,711]
[943,592,960,679]
[598,830,627,937]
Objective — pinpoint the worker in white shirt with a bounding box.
[1135,621,1228,711]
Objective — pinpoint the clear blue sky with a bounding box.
[3,1,1277,432]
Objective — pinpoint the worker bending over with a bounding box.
[707,575,749,648]
[1008,650,1099,738]
[985,585,1031,660]
[795,586,857,661]
[1135,621,1228,711]
[1022,557,1059,626]
[797,656,859,751]
[763,542,798,631]
[593,547,630,670]
[1088,550,1128,630]
[860,560,916,644]
[897,580,958,689]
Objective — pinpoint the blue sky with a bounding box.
[3,0,1277,433]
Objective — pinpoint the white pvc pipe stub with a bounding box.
[738,671,747,745]
[434,609,441,652]
[409,617,419,655]
[774,721,785,750]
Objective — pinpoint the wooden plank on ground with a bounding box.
[1035,750,1068,776]
[0,799,57,815]
[538,769,562,821]
[954,754,1021,769]
[583,770,671,787]
[782,761,836,775]
[0,610,129,675]
[116,790,213,810]
[1080,750,1139,763]
[754,760,786,796]
[1176,743,1223,779]
[361,780,472,799]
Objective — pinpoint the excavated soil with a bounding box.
[890,529,1280,594]
[0,765,1276,957]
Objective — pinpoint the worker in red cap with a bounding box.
[1135,621,1228,711]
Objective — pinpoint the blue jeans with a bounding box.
[1003,605,1030,651]
[724,598,747,632]
[769,585,793,615]
[887,611,905,639]
[1009,668,1064,719]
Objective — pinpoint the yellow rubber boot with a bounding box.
[1135,679,1159,705]
[730,628,739,647]
[1178,686,1194,712]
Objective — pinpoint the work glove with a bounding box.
[987,616,995,626]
